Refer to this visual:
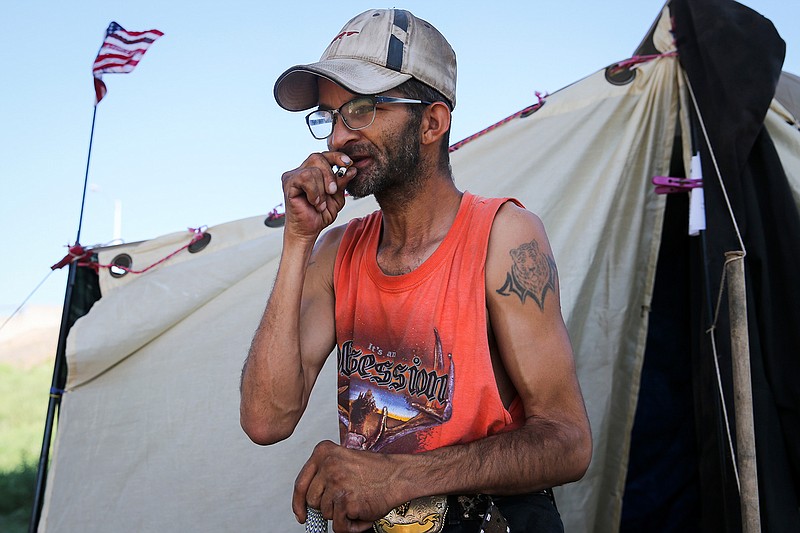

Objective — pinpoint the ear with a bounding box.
[420,102,451,146]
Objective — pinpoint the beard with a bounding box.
[344,112,423,201]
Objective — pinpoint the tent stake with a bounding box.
[725,251,761,532]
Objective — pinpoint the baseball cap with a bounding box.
[273,9,457,112]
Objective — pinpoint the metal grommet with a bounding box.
[110,253,132,278]
[520,101,545,118]
[265,214,286,228]
[605,64,637,86]
[188,232,211,253]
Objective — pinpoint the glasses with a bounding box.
[305,95,432,140]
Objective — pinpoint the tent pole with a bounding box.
[29,103,99,533]
[725,251,761,532]
[29,262,76,532]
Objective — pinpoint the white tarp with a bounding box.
[38,7,800,532]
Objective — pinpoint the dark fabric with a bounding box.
[442,493,563,533]
[386,10,409,72]
[70,261,102,328]
[58,262,102,389]
[386,35,404,72]
[621,193,701,532]
[672,0,800,531]
[393,9,409,31]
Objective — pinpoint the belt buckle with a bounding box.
[373,495,448,533]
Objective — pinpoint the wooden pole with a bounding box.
[725,251,761,532]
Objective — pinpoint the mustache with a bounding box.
[341,143,376,159]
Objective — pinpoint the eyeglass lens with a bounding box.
[307,97,376,139]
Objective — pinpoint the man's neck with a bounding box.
[374,172,463,276]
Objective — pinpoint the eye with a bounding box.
[346,98,374,117]
[308,111,332,127]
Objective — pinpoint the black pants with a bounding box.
[443,492,564,533]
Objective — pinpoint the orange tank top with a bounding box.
[334,192,525,454]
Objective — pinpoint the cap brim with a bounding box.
[274,59,412,111]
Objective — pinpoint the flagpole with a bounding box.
[75,104,98,244]
[29,102,99,533]
[29,23,163,530]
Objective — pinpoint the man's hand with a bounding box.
[282,152,355,244]
[292,441,404,533]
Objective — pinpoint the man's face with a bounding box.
[317,79,423,200]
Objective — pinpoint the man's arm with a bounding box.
[292,202,591,532]
[407,202,592,493]
[470,202,592,489]
[239,152,354,445]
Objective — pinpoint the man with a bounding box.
[240,9,591,533]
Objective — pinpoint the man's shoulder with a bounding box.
[487,202,550,264]
[314,209,381,261]
[466,192,527,215]
[318,223,348,248]
[309,225,348,274]
[489,199,542,231]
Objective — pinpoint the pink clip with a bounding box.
[652,176,703,195]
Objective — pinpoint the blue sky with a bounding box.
[1,0,797,314]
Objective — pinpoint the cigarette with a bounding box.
[332,165,347,178]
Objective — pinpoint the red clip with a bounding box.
[652,176,703,195]
[51,244,93,270]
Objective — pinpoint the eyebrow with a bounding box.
[316,94,370,112]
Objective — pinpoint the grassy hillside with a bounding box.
[0,362,53,533]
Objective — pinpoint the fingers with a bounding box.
[311,491,374,533]
[293,441,350,529]
[294,441,385,532]
[332,507,374,533]
[284,153,353,206]
[280,152,355,240]
[318,152,353,196]
[292,459,317,522]
[293,440,337,522]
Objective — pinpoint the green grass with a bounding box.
[0,362,55,533]
[0,460,38,533]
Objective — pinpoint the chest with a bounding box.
[375,239,443,276]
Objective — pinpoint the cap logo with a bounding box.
[330,30,359,44]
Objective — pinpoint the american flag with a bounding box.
[93,22,163,105]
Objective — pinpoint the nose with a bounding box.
[327,113,359,151]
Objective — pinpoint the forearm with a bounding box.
[240,239,315,444]
[241,152,350,445]
[397,417,592,499]
[293,417,591,528]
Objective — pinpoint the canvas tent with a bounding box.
[34,0,800,531]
